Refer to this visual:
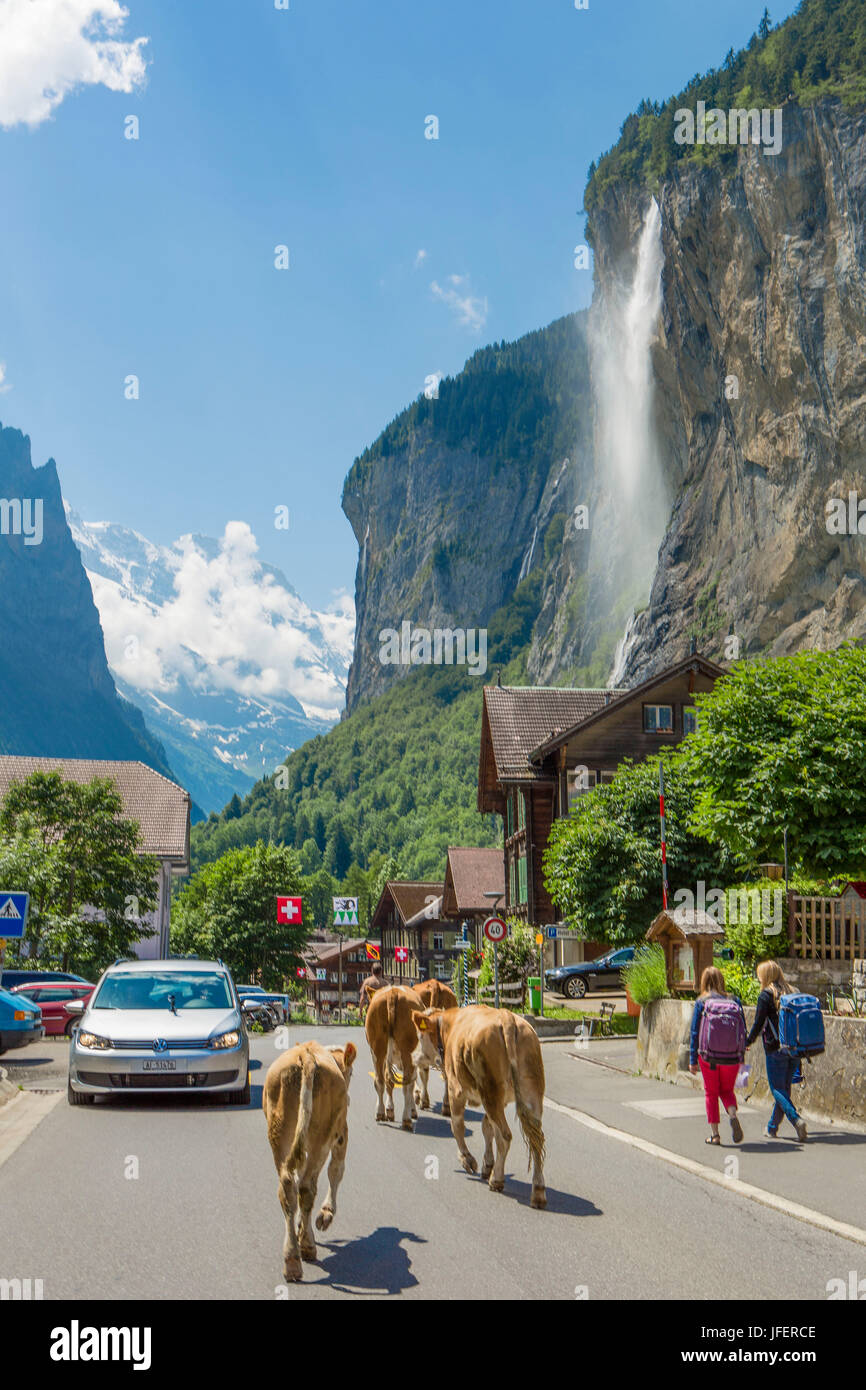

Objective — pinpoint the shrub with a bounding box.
[621,943,669,1006]
[721,960,760,1006]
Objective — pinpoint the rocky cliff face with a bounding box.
[342,99,866,709]
[0,424,177,776]
[606,98,866,683]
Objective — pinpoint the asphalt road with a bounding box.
[0,1028,862,1301]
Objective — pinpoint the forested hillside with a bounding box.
[190,571,544,876]
[586,0,866,208]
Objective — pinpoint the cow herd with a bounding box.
[262,980,549,1282]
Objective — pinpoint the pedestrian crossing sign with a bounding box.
[333,896,359,927]
[0,892,29,938]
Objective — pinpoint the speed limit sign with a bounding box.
[483,915,507,943]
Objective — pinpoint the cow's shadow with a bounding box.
[494,1176,602,1217]
[313,1226,426,1296]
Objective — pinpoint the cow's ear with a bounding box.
[412,1011,427,1031]
[344,1041,357,1067]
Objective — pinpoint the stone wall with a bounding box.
[637,997,866,1128]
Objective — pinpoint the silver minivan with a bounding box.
[67,958,254,1105]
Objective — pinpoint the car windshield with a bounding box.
[92,972,233,1011]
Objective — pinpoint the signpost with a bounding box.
[0,892,29,984]
[483,915,507,1009]
[331,898,359,1024]
[535,932,545,1018]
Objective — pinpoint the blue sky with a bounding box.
[0,0,798,608]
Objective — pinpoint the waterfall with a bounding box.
[518,521,539,583]
[610,610,640,688]
[594,198,663,503]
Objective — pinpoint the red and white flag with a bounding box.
[395,945,409,963]
[277,896,303,925]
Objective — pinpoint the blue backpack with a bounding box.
[777,993,825,1058]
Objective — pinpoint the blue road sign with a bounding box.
[546,926,558,939]
[0,892,29,939]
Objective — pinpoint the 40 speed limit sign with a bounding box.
[483,915,507,943]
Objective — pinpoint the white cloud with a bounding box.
[0,0,149,130]
[414,248,428,268]
[88,522,356,723]
[0,364,10,394]
[431,276,488,334]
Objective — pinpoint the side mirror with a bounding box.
[64,1000,85,1016]
[241,998,259,1013]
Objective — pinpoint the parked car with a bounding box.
[67,958,255,1106]
[0,985,44,1055]
[0,969,87,988]
[236,986,289,1024]
[545,946,636,999]
[8,982,95,1036]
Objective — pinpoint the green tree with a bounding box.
[0,771,159,973]
[171,841,307,988]
[543,754,739,946]
[681,646,866,876]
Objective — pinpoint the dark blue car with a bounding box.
[545,946,635,999]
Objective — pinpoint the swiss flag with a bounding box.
[395,945,409,963]
[277,896,303,925]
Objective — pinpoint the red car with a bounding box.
[8,981,95,1036]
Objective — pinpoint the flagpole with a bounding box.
[659,761,669,910]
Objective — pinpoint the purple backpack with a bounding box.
[698,997,746,1064]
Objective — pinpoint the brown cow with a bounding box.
[413,1005,547,1208]
[263,1039,357,1282]
[412,979,457,1115]
[365,985,424,1130]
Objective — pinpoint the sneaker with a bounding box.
[766,1126,778,1138]
[729,1112,743,1144]
[795,1119,808,1143]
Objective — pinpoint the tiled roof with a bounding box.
[303,938,370,965]
[649,908,725,938]
[0,755,190,864]
[482,686,623,781]
[443,846,504,915]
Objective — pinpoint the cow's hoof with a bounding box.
[488,1177,505,1193]
[283,1258,303,1283]
[300,1242,318,1262]
[442,1106,451,1118]
[461,1154,478,1175]
[315,1208,334,1232]
[385,1111,395,1123]
[531,1187,548,1210]
[411,1109,418,1120]
[375,1112,386,1122]
[420,1101,431,1111]
[401,1119,414,1131]
[481,1164,494,1180]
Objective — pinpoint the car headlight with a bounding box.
[77,1031,113,1050]
[209,1030,241,1050]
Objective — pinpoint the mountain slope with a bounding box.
[0,424,177,777]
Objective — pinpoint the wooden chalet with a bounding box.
[369,880,444,985]
[477,652,724,955]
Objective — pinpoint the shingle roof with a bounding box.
[0,755,190,864]
[303,938,370,965]
[482,686,624,781]
[370,880,444,929]
[648,908,725,939]
[443,847,504,916]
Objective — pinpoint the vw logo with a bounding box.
[153,1038,169,1053]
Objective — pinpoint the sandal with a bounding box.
[705,1135,721,1144]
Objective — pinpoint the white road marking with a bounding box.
[622,1097,712,1118]
[545,1096,866,1248]
[0,1089,63,1171]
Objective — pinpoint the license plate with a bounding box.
[141,1059,178,1072]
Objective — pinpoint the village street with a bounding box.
[2,1028,865,1302]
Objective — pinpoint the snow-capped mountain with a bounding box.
[65,505,355,815]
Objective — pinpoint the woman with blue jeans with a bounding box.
[745,960,808,1142]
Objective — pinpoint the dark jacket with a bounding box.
[745,988,781,1054]
[689,991,745,1067]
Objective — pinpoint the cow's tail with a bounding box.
[504,1017,546,1173]
[287,1046,316,1170]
